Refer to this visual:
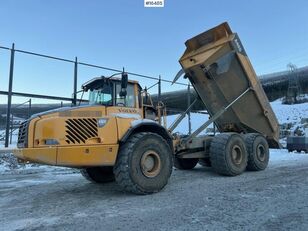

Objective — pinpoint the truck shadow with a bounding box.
[174,165,220,176]
[59,166,220,197]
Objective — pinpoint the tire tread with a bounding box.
[210,133,247,176]
[114,132,172,194]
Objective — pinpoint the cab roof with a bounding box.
[82,76,141,91]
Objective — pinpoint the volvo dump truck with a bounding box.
[13,22,280,194]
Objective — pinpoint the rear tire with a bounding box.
[80,166,115,183]
[210,133,247,176]
[244,133,269,171]
[114,132,173,194]
[174,157,199,170]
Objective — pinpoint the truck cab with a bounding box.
[83,76,139,108]
[82,75,156,120]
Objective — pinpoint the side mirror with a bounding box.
[121,72,128,89]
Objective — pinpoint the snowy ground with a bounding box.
[271,99,308,125]
[0,152,76,175]
[0,149,307,231]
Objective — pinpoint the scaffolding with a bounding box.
[285,63,303,104]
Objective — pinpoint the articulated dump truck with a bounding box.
[13,22,280,194]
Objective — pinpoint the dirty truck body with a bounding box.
[14,22,279,194]
[178,22,280,148]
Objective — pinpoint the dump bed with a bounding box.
[179,22,280,148]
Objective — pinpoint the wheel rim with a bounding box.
[256,144,266,162]
[140,150,161,178]
[231,145,243,165]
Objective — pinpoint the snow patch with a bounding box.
[271,99,308,125]
[269,148,308,167]
[130,119,156,127]
[110,113,141,119]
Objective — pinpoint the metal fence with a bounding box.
[0,43,189,147]
[0,99,31,145]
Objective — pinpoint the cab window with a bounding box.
[115,83,135,107]
[89,83,113,105]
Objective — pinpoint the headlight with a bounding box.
[97,118,108,128]
[45,139,59,145]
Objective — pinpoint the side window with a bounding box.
[115,83,135,107]
[126,84,135,107]
[88,83,113,105]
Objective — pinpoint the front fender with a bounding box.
[120,120,173,152]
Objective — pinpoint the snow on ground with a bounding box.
[271,99,308,125]
[271,98,308,146]
[0,152,76,175]
[0,163,73,176]
[269,148,308,167]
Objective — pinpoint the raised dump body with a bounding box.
[179,22,280,148]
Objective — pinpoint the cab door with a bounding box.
[106,83,143,118]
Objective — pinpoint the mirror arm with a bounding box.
[78,90,85,106]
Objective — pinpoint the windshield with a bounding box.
[89,83,113,105]
[87,81,136,107]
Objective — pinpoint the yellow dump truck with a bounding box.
[14,22,280,194]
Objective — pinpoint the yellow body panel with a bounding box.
[97,117,118,144]
[116,118,135,140]
[27,117,40,148]
[14,144,119,167]
[106,106,143,140]
[56,145,118,166]
[32,106,119,147]
[34,117,67,146]
[14,147,57,165]
[106,106,143,118]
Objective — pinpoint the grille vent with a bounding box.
[17,120,29,148]
[65,118,98,144]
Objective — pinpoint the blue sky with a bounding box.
[1,0,308,104]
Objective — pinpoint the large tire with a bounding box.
[113,132,173,194]
[244,133,269,171]
[80,166,115,183]
[174,157,199,170]
[210,133,247,176]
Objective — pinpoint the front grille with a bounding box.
[65,118,98,144]
[17,120,29,148]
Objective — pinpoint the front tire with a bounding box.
[80,166,115,183]
[210,133,247,176]
[114,132,173,194]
